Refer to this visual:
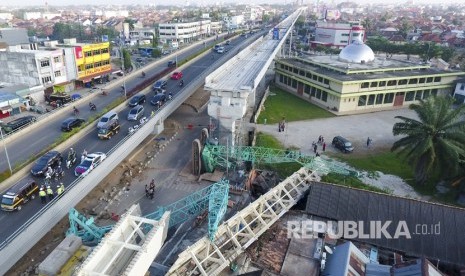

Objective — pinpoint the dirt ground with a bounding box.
[7,119,182,276]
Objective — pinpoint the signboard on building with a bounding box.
[74,46,83,59]
[325,9,341,20]
[102,35,109,42]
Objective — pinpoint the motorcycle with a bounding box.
[179,81,184,87]
[66,153,77,169]
[54,166,65,181]
[141,71,146,78]
[168,92,173,101]
[101,89,108,96]
[89,103,97,111]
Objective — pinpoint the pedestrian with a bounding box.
[149,179,155,190]
[145,184,149,198]
[321,136,325,144]
[151,110,155,117]
[278,122,282,132]
[367,137,372,147]
[318,135,322,144]
[322,142,326,152]
[311,141,316,149]
[313,143,318,153]
[149,187,155,200]
[56,183,65,196]
[316,152,320,157]
[39,188,47,204]
[46,186,54,200]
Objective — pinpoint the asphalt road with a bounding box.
[0,32,264,242]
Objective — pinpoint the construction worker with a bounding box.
[46,185,54,200]
[56,183,65,196]
[39,188,47,204]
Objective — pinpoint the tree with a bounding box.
[391,96,465,185]
[398,18,412,39]
[122,48,132,71]
[362,18,373,34]
[123,18,135,31]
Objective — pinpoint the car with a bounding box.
[74,152,107,177]
[45,93,72,106]
[31,151,63,176]
[150,93,167,107]
[0,115,37,134]
[171,71,183,80]
[127,105,145,121]
[136,57,143,62]
[332,136,354,153]
[167,60,176,67]
[98,120,120,140]
[225,40,231,45]
[128,94,146,107]
[216,47,225,54]
[153,80,168,91]
[61,117,85,132]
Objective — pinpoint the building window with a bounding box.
[408,78,418,84]
[313,75,317,81]
[40,60,50,67]
[405,91,415,101]
[370,82,378,88]
[398,79,408,85]
[284,65,288,70]
[93,49,100,55]
[304,85,310,95]
[434,77,441,82]
[419,78,425,84]
[41,76,52,84]
[431,88,438,96]
[324,79,329,85]
[293,68,298,74]
[361,82,369,89]
[84,51,92,57]
[299,70,305,76]
[358,95,367,106]
[460,84,465,90]
[95,61,102,67]
[379,81,386,87]
[279,74,283,83]
[368,94,375,105]
[341,33,349,36]
[384,93,394,103]
[316,89,321,99]
[292,79,297,88]
[321,91,328,102]
[426,77,433,83]
[53,56,61,63]
[423,90,430,99]
[85,64,94,70]
[283,76,287,85]
[306,72,312,78]
[281,64,285,69]
[415,91,423,100]
[311,87,316,97]
[340,40,348,43]
[318,76,323,83]
[376,94,383,104]
[54,70,61,77]
[387,80,397,86]
[102,60,110,65]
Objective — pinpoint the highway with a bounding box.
[0,32,263,243]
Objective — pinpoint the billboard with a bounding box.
[325,9,341,21]
[102,35,109,42]
[74,46,83,59]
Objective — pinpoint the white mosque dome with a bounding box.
[339,39,375,64]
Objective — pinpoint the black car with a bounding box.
[31,151,62,176]
[150,94,167,107]
[153,80,168,91]
[128,94,146,107]
[61,117,85,132]
[45,93,72,105]
[167,60,177,67]
[332,136,354,153]
[0,115,37,134]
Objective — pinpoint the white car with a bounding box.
[74,152,107,177]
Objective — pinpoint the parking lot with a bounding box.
[257,108,417,156]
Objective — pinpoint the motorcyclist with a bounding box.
[89,102,96,110]
[141,71,146,77]
[68,148,76,161]
[73,106,79,115]
[180,79,184,86]
[55,165,63,178]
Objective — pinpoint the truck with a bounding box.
[97,120,120,140]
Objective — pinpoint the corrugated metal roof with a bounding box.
[305,182,465,266]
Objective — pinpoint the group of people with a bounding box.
[312,135,327,157]
[145,179,156,199]
[39,183,65,204]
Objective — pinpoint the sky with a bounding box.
[0,0,463,6]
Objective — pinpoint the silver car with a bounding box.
[127,105,144,121]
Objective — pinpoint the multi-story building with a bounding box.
[129,28,156,45]
[274,40,465,115]
[158,20,212,45]
[223,15,244,30]
[0,28,29,46]
[59,40,111,87]
[0,13,13,21]
[0,44,68,102]
[23,12,42,20]
[311,21,364,49]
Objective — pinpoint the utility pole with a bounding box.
[0,127,13,175]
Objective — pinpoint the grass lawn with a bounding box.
[257,85,334,124]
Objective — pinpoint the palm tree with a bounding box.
[391,96,465,185]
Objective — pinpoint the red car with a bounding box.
[171,71,183,80]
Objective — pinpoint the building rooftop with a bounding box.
[305,182,465,267]
[279,55,464,82]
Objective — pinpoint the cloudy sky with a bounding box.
[0,0,462,6]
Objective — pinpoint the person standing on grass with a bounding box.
[322,142,326,152]
[367,137,372,147]
[313,143,318,153]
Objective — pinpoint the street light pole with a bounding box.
[120,45,127,98]
[0,127,13,175]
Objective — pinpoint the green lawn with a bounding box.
[257,86,334,124]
